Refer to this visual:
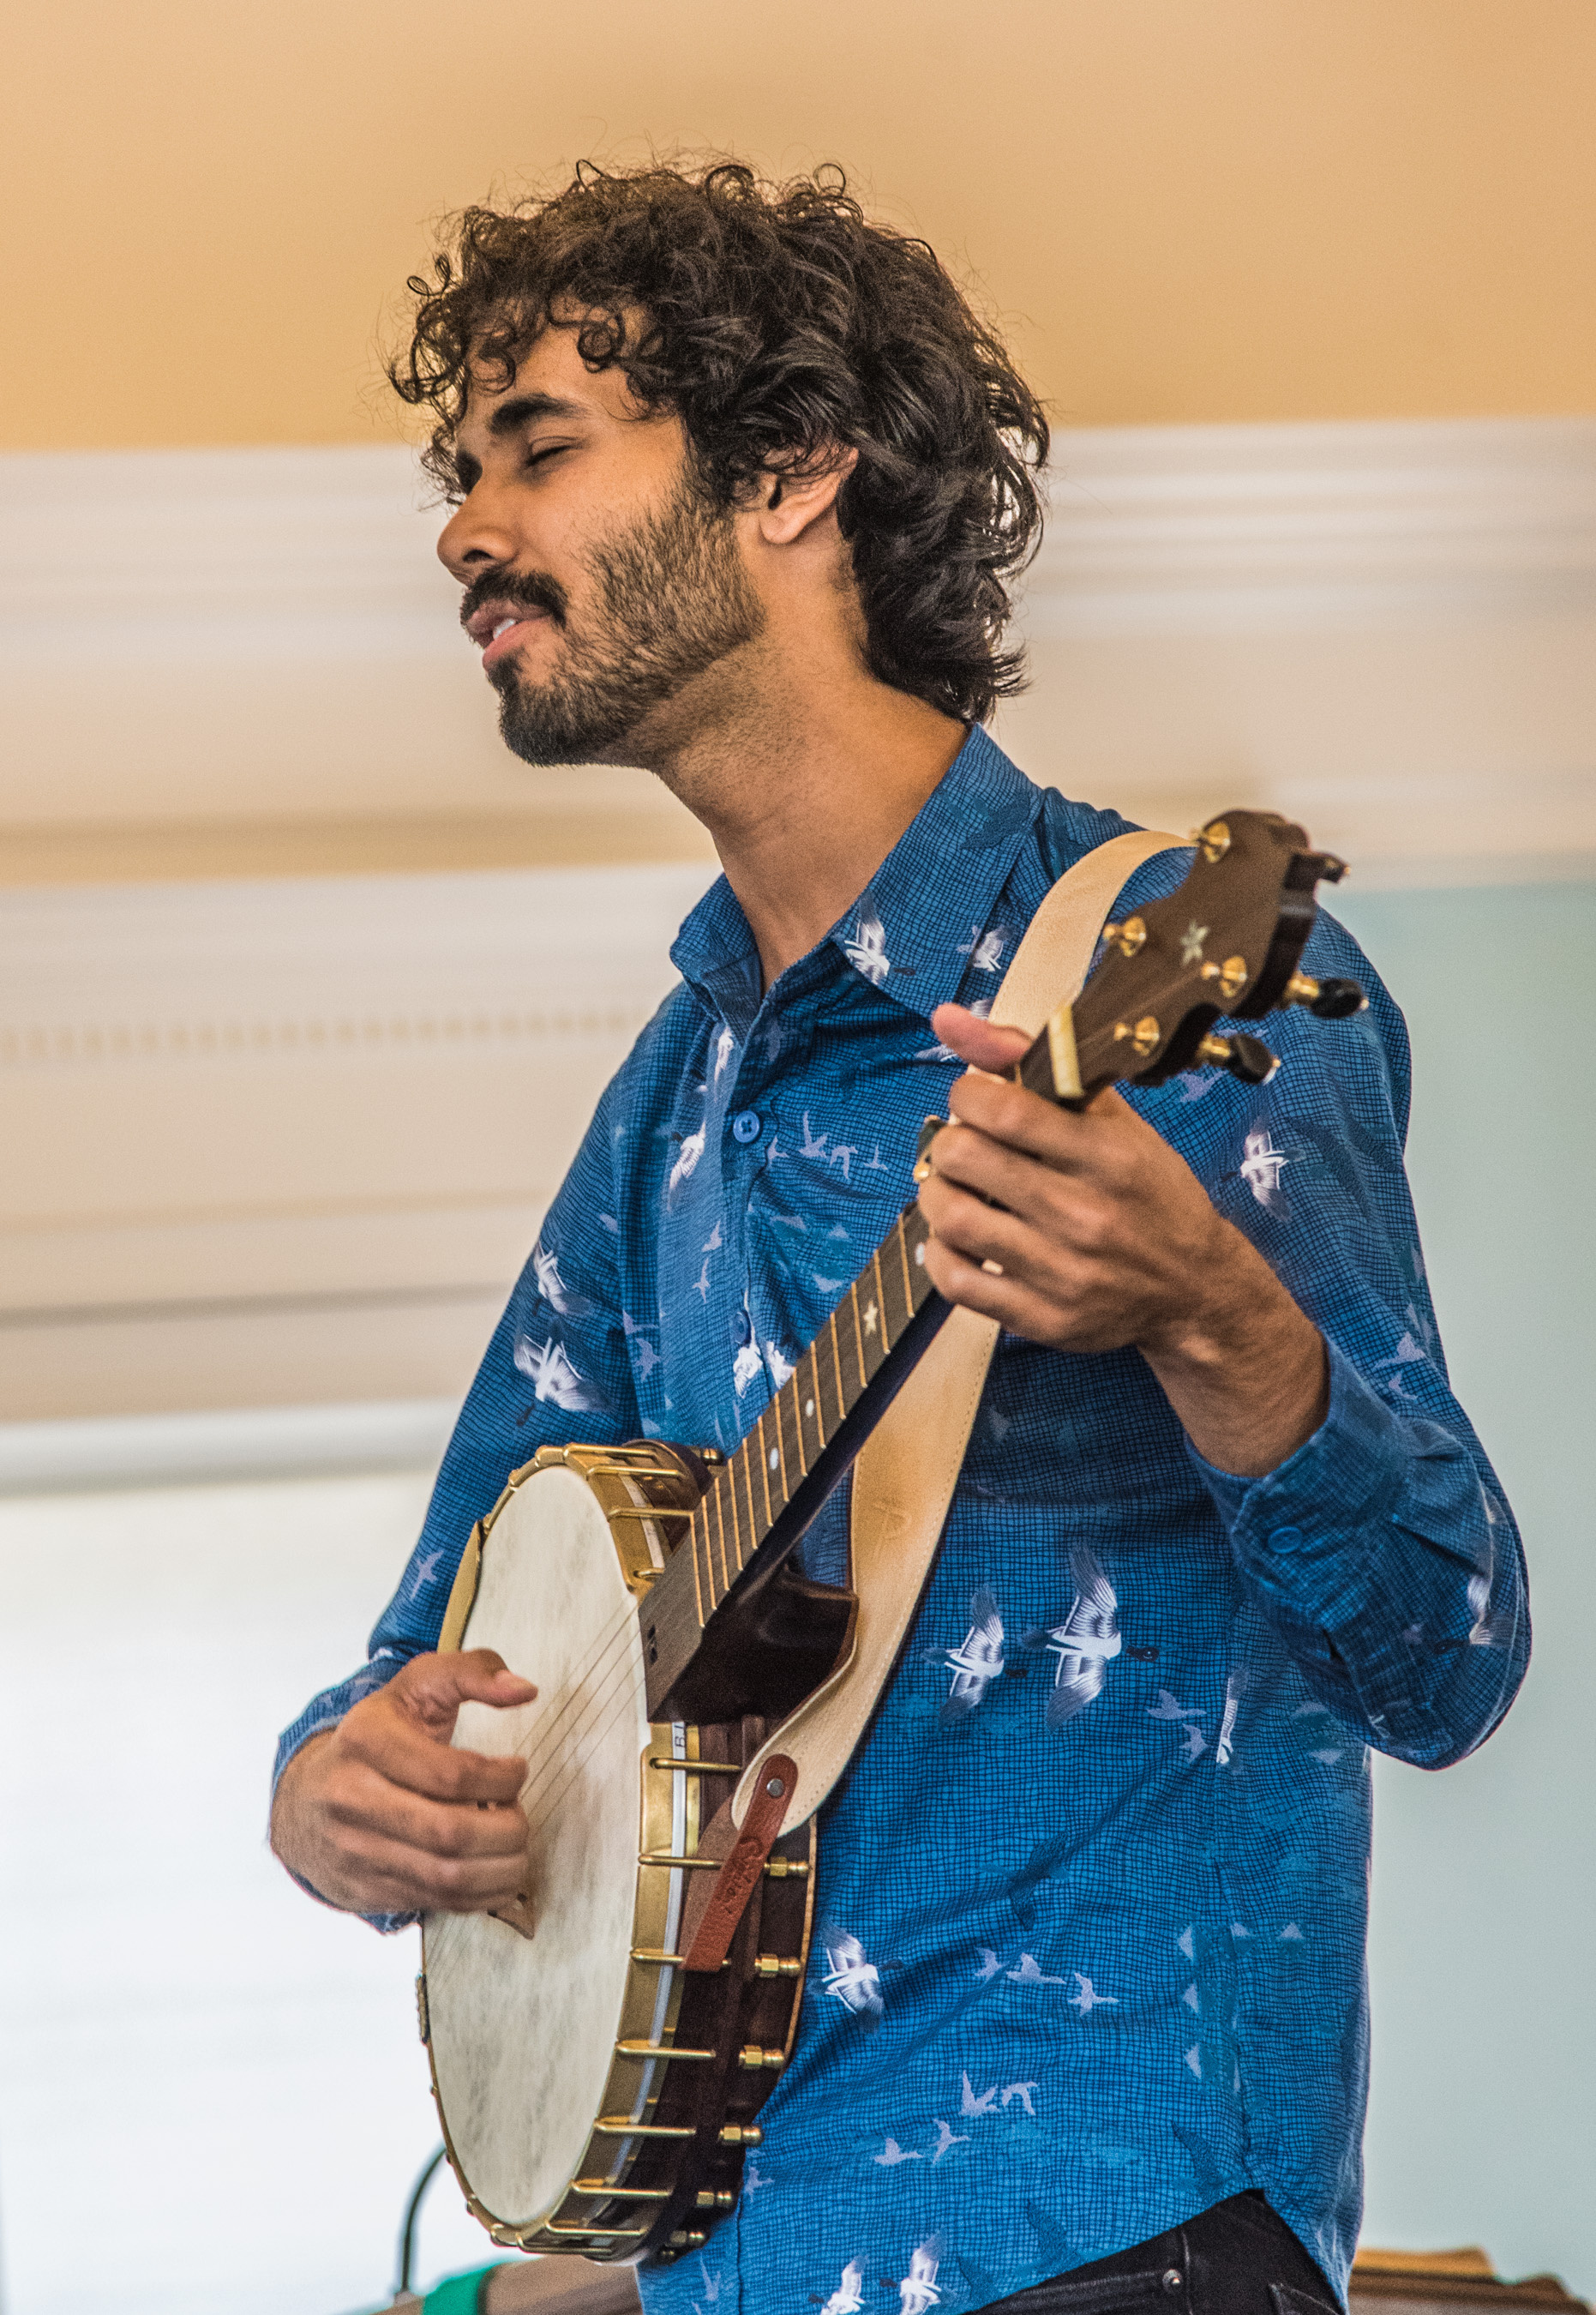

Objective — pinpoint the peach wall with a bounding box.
[5,0,1593,449]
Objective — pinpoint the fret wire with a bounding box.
[777,1373,807,1480]
[766,1396,793,1503]
[857,1256,885,1379]
[687,1505,708,1625]
[714,1479,734,1603]
[719,1470,740,1595]
[736,1445,761,1562]
[806,1341,828,1449]
[825,1309,847,1428]
[893,1212,915,1312]
[877,1221,910,1341]
[847,1279,867,1380]
[755,1406,775,1529]
[699,1483,717,1611]
[833,1288,862,1413]
[903,1204,933,1308]
[870,1246,893,1354]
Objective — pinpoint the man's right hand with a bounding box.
[270,1649,537,1918]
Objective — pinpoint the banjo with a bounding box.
[417,812,1365,2266]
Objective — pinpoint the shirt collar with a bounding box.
[670,725,1043,1031]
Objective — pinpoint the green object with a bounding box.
[423,2264,505,2313]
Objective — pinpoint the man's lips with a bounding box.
[464,595,559,670]
[479,612,550,672]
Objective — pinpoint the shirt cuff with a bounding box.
[1187,1334,1407,1558]
[270,1658,417,1935]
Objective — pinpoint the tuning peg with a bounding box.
[1194,1031,1280,1085]
[1282,972,1366,1019]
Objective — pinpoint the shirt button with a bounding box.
[733,1308,753,1346]
[731,1109,763,1145]
[1270,1524,1304,1549]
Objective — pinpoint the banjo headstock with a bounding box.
[1019,810,1366,1104]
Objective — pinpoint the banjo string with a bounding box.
[519,1638,656,1848]
[507,1611,640,1799]
[506,1612,633,1777]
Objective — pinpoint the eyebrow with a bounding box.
[485,391,587,438]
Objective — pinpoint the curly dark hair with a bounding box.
[390,159,1049,725]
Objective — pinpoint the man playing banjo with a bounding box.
[272,161,1528,2314]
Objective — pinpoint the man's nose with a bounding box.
[437,484,519,582]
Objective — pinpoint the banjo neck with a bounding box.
[643,1194,951,1723]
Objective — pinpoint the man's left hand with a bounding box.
[918,1001,1329,1478]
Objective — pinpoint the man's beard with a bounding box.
[474,475,765,766]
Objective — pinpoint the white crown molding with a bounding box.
[3,419,1593,857]
[1024,414,1596,634]
[8,417,1593,652]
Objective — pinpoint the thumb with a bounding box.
[930,1001,1032,1074]
[396,1647,537,1735]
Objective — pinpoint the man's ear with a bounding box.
[753,448,859,546]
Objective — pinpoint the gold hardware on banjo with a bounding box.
[420,811,1366,2264]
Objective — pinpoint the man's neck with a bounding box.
[629,646,968,988]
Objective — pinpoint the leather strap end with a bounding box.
[680,1753,796,1975]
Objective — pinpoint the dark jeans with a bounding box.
[975,2193,1340,2315]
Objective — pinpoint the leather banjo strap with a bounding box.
[729,827,1184,1837]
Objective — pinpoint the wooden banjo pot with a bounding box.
[417,814,1366,2266]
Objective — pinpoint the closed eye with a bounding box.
[523,441,574,473]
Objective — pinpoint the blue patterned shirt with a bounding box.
[277,728,1528,2312]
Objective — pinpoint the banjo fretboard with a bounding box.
[684,1196,938,1623]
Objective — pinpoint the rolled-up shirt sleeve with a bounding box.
[1180,906,1530,1770]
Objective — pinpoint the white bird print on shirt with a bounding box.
[960,2071,999,2116]
[531,1239,590,1317]
[930,2118,969,2163]
[875,2137,921,2166]
[513,1332,608,1413]
[913,1036,962,1064]
[1069,1972,1119,2016]
[843,903,891,987]
[765,1342,795,1388]
[822,1927,885,2020]
[407,1548,444,1598]
[936,1587,1005,1717]
[1001,2081,1039,2115]
[862,1144,890,1175]
[693,1260,712,1302]
[1007,1952,1068,1986]
[667,1122,707,1206]
[1239,1127,1288,1207]
[957,924,1007,973]
[820,2260,866,2315]
[973,1947,1003,1982]
[712,1025,736,1085]
[800,1112,830,1163]
[829,1141,859,1185]
[732,1342,764,1396]
[1028,1547,1122,1726]
[897,2236,944,2315]
[1215,1669,1246,1766]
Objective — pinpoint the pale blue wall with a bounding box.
[1329,881,1596,2295]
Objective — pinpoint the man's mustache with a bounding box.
[459,566,570,632]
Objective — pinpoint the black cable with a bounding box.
[395,2143,447,2302]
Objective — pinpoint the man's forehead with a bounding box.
[458,318,646,442]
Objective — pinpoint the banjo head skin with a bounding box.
[425,1465,650,2230]
[419,1451,814,2264]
